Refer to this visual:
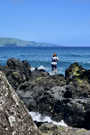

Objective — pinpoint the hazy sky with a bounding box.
[0,0,90,46]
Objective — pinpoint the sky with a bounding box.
[0,0,90,46]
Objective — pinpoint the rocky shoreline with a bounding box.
[0,58,90,134]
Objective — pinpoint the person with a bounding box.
[51,53,59,74]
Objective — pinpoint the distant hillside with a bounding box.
[0,37,57,47]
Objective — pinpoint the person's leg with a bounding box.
[54,65,57,74]
[52,64,54,71]
[51,65,55,75]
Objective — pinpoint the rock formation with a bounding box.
[16,62,90,129]
[0,71,40,135]
[0,58,90,130]
[0,58,31,90]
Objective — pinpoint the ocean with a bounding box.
[0,46,90,74]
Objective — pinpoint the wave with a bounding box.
[29,112,68,127]
[0,56,8,59]
[67,54,90,58]
[62,54,82,57]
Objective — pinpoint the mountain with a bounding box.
[0,37,57,47]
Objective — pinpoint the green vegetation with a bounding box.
[0,37,56,47]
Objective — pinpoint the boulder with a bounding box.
[65,62,90,84]
[7,58,31,80]
[31,69,49,80]
[64,62,90,98]
[0,71,40,135]
[0,58,31,89]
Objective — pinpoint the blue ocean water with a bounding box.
[0,47,90,74]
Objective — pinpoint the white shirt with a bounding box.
[51,56,59,65]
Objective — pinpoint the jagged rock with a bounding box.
[65,63,85,81]
[64,82,90,98]
[30,69,49,80]
[0,71,40,135]
[65,62,90,83]
[65,63,90,98]
[39,123,90,135]
[0,58,31,89]
[16,74,66,115]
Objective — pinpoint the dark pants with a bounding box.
[51,64,57,71]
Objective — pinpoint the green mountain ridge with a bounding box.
[0,37,57,47]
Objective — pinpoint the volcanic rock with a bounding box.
[1,59,90,130]
[39,123,90,135]
[0,58,31,89]
[0,71,40,135]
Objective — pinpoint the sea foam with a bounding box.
[29,112,68,127]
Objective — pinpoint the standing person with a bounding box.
[51,53,59,74]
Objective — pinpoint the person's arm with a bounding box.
[57,56,59,61]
